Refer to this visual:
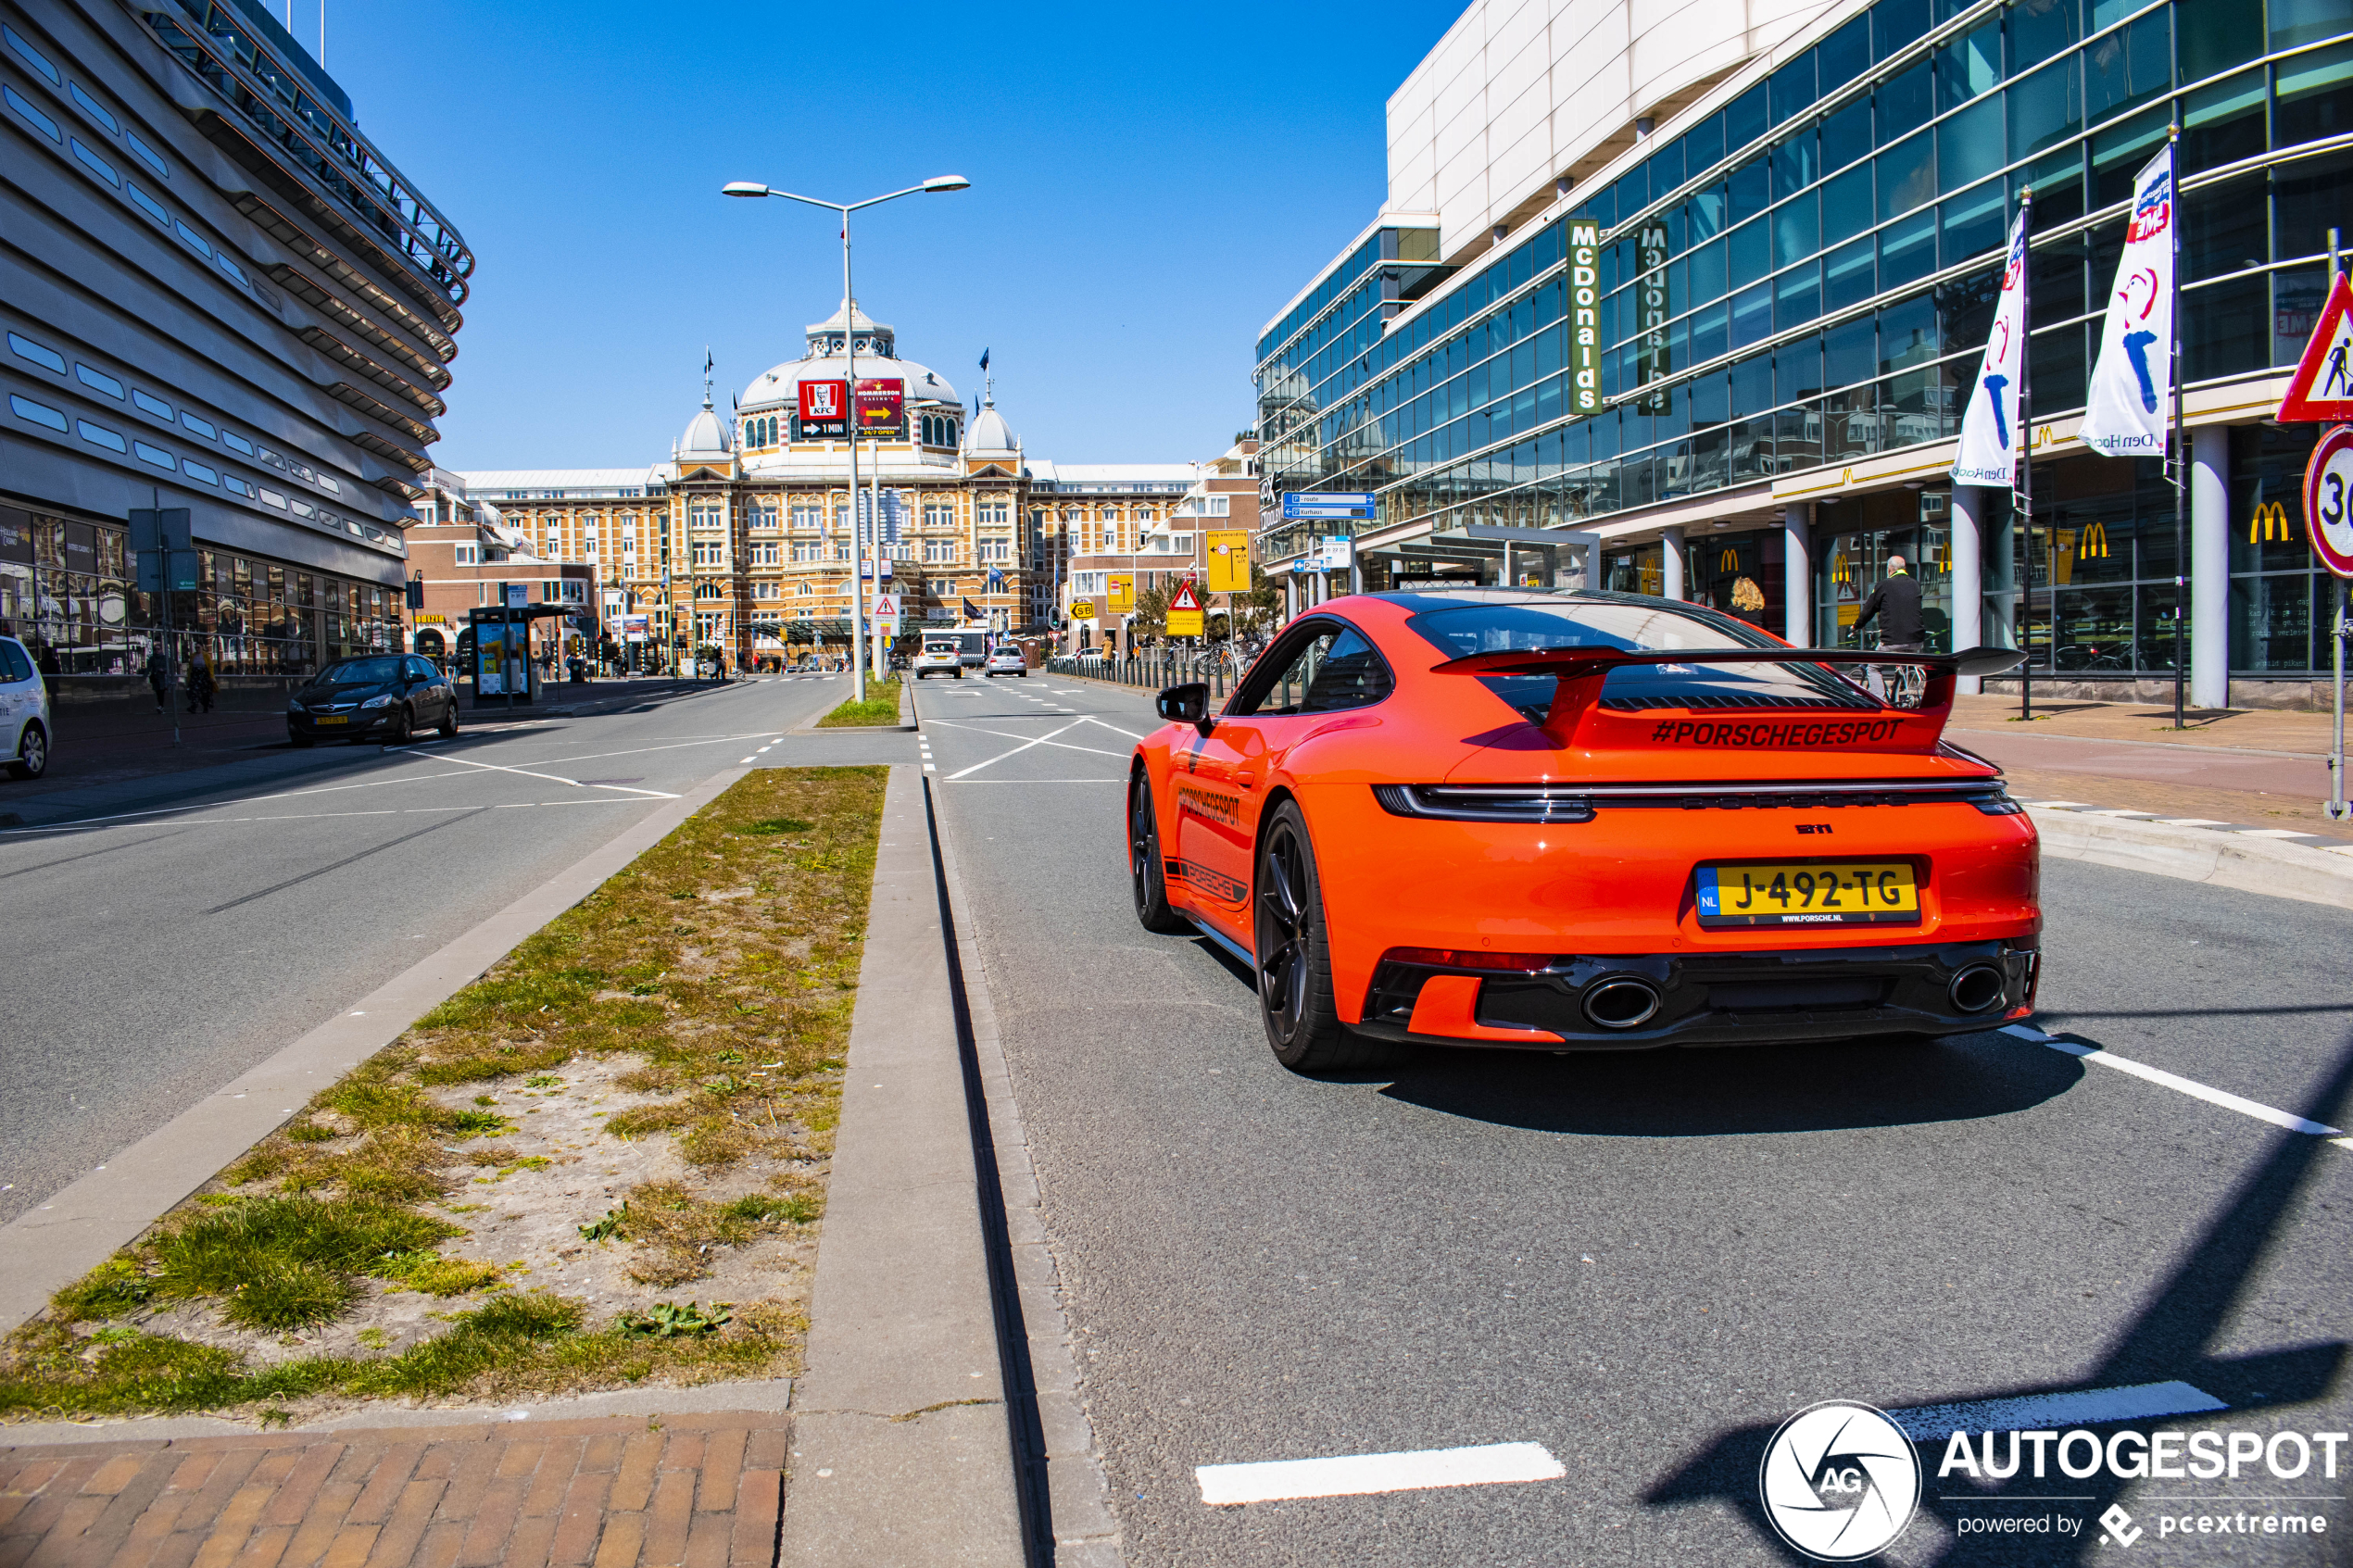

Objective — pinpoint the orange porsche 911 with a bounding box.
[1127,589,2039,1073]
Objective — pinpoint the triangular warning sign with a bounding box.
[2278,273,2353,422]
[1170,580,1203,612]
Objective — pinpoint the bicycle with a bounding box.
[1844,633,1927,709]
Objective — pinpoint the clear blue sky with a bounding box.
[310,1,1460,472]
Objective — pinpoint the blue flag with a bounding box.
[979,348,989,373]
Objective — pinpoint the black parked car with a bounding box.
[288,655,459,746]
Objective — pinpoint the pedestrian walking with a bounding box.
[184,648,216,714]
[144,646,169,713]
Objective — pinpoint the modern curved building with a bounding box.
[1261,0,2353,706]
[2,0,468,680]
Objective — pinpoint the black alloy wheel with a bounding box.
[384,704,411,746]
[1129,775,1190,934]
[1252,800,1398,1073]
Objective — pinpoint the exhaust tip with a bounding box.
[1949,963,2007,1015]
[1583,976,1662,1030]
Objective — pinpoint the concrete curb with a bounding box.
[0,766,752,1335]
[925,777,1126,1567]
[2029,806,2353,909]
[777,764,1023,1568]
[0,1379,796,1448]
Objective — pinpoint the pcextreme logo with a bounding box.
[1758,1402,1922,1562]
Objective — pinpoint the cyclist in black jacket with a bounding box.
[1850,556,1924,705]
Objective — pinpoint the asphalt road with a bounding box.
[0,674,915,1224]
[918,671,2353,1568]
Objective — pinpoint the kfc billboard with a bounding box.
[856,377,904,437]
[799,378,849,437]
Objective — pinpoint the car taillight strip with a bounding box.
[1374,780,2018,822]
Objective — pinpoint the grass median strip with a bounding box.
[816,677,902,727]
[2,765,887,1423]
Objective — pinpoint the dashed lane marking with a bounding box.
[1195,1442,1566,1506]
[2003,1024,2350,1143]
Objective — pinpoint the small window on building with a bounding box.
[70,137,119,186]
[172,220,211,257]
[5,84,59,141]
[9,395,67,432]
[220,429,252,455]
[124,181,166,225]
[180,411,217,439]
[182,458,218,484]
[125,130,165,178]
[76,419,125,452]
[76,362,123,397]
[7,332,64,374]
[5,23,60,84]
[68,81,118,132]
[131,388,171,420]
[132,439,173,469]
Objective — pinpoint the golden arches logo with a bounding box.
[2247,503,2295,544]
[2080,520,2112,558]
[1719,546,1741,571]
[1831,553,1854,586]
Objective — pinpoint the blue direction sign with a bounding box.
[1281,492,1375,521]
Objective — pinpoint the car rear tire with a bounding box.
[8,722,47,780]
[1254,800,1398,1073]
[1129,775,1191,935]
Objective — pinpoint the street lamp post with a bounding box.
[723,174,969,703]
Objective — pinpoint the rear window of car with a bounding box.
[1403,594,1875,716]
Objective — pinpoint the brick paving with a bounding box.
[0,1415,785,1568]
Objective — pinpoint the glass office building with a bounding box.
[2,0,465,679]
[1256,0,2351,704]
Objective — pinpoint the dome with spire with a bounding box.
[964,399,1017,456]
[676,401,733,459]
[736,296,959,419]
[673,347,735,462]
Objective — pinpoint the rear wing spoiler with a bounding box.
[1431,644,2027,748]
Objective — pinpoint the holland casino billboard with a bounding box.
[856,378,904,438]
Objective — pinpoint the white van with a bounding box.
[0,636,51,779]
[913,633,964,680]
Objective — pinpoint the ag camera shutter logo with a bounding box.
[1758,1401,1922,1561]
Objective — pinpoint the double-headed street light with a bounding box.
[722,175,970,702]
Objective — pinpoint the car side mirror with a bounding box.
[1157,681,1213,735]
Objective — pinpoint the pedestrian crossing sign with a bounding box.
[2277,272,2353,422]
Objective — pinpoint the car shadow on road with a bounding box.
[1375,1031,2083,1137]
[1636,1025,2353,1564]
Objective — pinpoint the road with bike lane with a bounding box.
[916,670,2353,1567]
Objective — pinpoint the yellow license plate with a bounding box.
[1696,860,1919,927]
[315,715,348,724]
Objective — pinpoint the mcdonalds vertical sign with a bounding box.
[856,378,904,438]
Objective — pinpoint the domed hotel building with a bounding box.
[441,299,1207,666]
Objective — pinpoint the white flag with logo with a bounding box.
[2080,146,2177,457]
[1952,205,2032,487]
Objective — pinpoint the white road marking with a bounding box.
[1081,715,1147,740]
[1886,1381,2226,1440]
[415,750,682,798]
[2004,1024,2348,1139]
[1195,1441,1565,1506]
[944,778,1123,784]
[932,717,1128,775]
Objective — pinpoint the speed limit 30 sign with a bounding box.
[2304,424,2353,579]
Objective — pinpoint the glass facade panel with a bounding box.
[1259,0,2353,677]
